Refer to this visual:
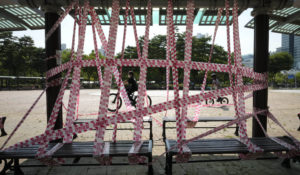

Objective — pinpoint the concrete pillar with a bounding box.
[252,9,269,137]
[45,7,62,131]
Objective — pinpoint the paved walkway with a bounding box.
[0,90,300,174]
[270,89,300,94]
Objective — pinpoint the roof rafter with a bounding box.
[0,8,30,29]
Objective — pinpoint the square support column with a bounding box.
[45,11,62,131]
[252,12,269,137]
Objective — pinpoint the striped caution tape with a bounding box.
[4,83,267,151]
[4,0,299,166]
[46,59,267,82]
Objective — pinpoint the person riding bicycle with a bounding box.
[211,73,222,102]
[125,71,138,105]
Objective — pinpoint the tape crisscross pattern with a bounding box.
[1,0,300,166]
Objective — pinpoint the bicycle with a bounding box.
[205,96,229,105]
[108,92,152,112]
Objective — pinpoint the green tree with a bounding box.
[116,32,229,89]
[0,32,45,77]
[61,49,75,63]
[81,50,105,87]
[274,73,287,86]
[82,51,96,83]
[0,32,22,76]
[1,41,26,76]
[295,72,300,87]
[30,47,46,76]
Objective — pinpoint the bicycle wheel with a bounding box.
[133,95,152,107]
[146,95,152,107]
[220,97,229,104]
[205,99,214,105]
[108,93,122,112]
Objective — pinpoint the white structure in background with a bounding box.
[196,33,205,39]
[98,46,106,57]
[242,54,253,68]
[61,43,67,51]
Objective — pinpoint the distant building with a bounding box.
[281,34,300,70]
[98,46,106,57]
[275,47,284,53]
[61,43,67,50]
[242,54,253,68]
[196,33,205,39]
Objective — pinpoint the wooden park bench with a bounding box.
[0,116,7,137]
[74,116,153,141]
[165,137,298,175]
[0,140,153,175]
[298,113,300,131]
[162,116,239,141]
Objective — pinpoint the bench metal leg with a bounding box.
[73,134,78,140]
[0,159,13,175]
[73,157,81,163]
[13,159,24,175]
[292,156,300,163]
[148,154,153,175]
[0,117,7,137]
[165,153,172,175]
[298,114,300,131]
[149,121,153,142]
[281,158,291,168]
[234,124,239,136]
[162,121,166,142]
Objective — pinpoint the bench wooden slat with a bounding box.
[0,140,154,175]
[165,137,296,174]
[182,144,191,153]
[74,116,152,124]
[168,139,282,147]
[0,141,152,159]
[163,116,236,122]
[74,117,154,141]
[166,137,290,155]
[162,116,239,140]
[129,141,144,154]
[103,142,110,156]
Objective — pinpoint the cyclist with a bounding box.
[125,71,138,105]
[211,73,222,102]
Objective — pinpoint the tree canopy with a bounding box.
[0,32,46,77]
[268,52,294,85]
[269,52,293,74]
[116,32,229,88]
[0,31,231,89]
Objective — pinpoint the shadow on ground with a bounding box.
[3,155,300,175]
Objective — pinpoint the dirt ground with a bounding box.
[0,89,300,174]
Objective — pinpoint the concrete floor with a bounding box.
[0,89,300,174]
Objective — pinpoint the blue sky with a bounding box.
[12,8,281,55]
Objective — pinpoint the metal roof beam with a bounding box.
[31,8,45,17]
[0,8,31,29]
[269,10,300,29]
[279,10,300,23]
[292,26,300,33]
[18,0,293,10]
[269,14,300,26]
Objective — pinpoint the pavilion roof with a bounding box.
[0,0,44,31]
[245,7,300,36]
[0,0,299,36]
